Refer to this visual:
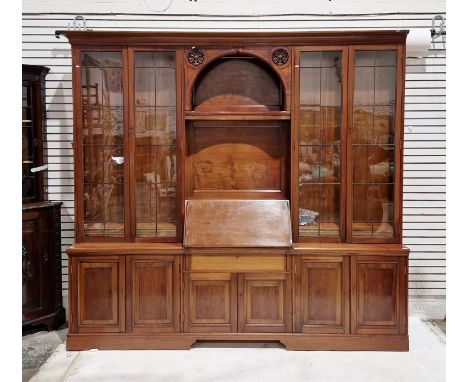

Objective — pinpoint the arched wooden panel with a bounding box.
[184,47,292,111]
[193,56,283,112]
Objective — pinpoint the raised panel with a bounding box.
[127,256,180,333]
[239,273,291,333]
[184,273,237,333]
[75,257,125,333]
[294,256,349,334]
[22,214,44,317]
[22,204,65,329]
[351,255,407,335]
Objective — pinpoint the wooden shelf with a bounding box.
[185,111,291,121]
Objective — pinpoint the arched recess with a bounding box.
[190,53,286,112]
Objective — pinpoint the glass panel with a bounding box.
[22,84,35,200]
[299,51,342,239]
[352,50,397,240]
[134,51,177,238]
[81,51,124,237]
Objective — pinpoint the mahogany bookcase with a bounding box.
[58,30,409,351]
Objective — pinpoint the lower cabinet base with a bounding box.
[23,307,66,331]
[66,333,409,352]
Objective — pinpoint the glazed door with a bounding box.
[184,273,237,333]
[127,255,180,333]
[347,46,404,243]
[72,256,125,333]
[351,255,407,334]
[130,50,178,240]
[238,273,292,333]
[76,48,180,242]
[294,256,349,334]
[77,49,127,240]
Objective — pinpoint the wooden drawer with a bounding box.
[188,255,287,272]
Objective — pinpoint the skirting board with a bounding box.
[67,333,409,352]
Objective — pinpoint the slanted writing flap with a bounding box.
[184,199,292,248]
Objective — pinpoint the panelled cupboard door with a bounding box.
[351,256,407,335]
[294,256,349,334]
[126,256,180,333]
[184,273,237,333]
[72,256,125,333]
[22,210,48,320]
[238,273,292,333]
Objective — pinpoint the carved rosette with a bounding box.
[187,48,205,66]
[272,48,289,66]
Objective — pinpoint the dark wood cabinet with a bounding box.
[61,30,409,351]
[22,63,65,331]
[22,202,65,330]
[22,65,48,204]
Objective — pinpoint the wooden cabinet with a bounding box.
[351,256,407,335]
[184,272,237,333]
[22,65,48,204]
[22,202,65,330]
[61,30,409,351]
[22,64,65,331]
[127,256,180,333]
[294,256,349,334]
[71,256,125,333]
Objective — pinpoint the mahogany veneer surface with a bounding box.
[184,199,292,248]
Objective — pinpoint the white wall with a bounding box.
[22,0,446,319]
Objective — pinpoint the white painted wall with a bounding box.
[22,0,446,319]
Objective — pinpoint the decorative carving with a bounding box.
[22,246,32,285]
[272,48,289,66]
[187,48,204,66]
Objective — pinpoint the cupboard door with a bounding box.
[238,273,291,333]
[184,273,237,333]
[294,256,349,334]
[351,256,407,334]
[73,256,125,333]
[296,48,347,242]
[348,47,403,242]
[22,210,48,320]
[79,50,126,239]
[127,256,180,333]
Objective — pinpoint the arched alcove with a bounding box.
[191,54,285,112]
